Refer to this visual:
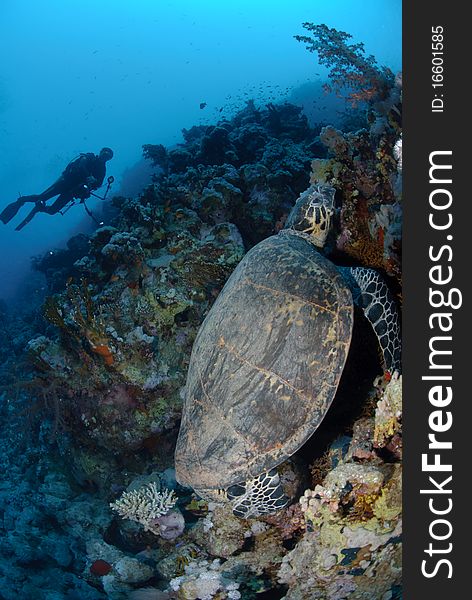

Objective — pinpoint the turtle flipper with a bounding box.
[341,267,401,373]
[227,469,288,518]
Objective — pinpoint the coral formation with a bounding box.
[169,559,242,600]
[26,207,246,456]
[294,24,402,282]
[310,110,402,281]
[110,482,177,536]
[295,23,395,105]
[279,415,402,598]
[374,373,403,458]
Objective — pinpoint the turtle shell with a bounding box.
[175,231,353,491]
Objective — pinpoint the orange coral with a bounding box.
[89,343,114,365]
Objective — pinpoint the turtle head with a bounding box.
[285,184,336,248]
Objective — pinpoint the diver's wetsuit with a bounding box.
[20,153,107,215]
[0,147,113,229]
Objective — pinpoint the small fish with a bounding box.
[199,102,207,109]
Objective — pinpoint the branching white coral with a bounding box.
[110,482,176,535]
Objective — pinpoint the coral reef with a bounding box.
[294,24,402,282]
[26,207,245,458]
[0,30,402,598]
[279,416,402,598]
[374,373,403,459]
[31,233,91,292]
[10,99,329,478]
[143,100,317,245]
[309,101,402,281]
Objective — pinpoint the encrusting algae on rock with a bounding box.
[26,205,246,456]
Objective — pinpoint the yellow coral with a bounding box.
[374,374,402,447]
[373,465,402,523]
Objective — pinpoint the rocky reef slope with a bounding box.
[0,71,402,600]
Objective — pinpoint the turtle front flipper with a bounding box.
[340,267,401,374]
[227,469,288,518]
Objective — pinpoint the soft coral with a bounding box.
[295,23,395,105]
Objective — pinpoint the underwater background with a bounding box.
[0,1,402,599]
[0,0,400,300]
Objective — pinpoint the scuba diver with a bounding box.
[0,147,114,230]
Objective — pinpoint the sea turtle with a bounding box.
[175,184,401,518]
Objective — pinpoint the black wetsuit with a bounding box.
[20,153,107,214]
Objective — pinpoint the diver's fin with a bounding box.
[0,198,24,225]
[14,205,40,231]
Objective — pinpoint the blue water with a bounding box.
[0,0,401,301]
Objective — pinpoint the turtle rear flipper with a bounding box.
[227,469,288,518]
